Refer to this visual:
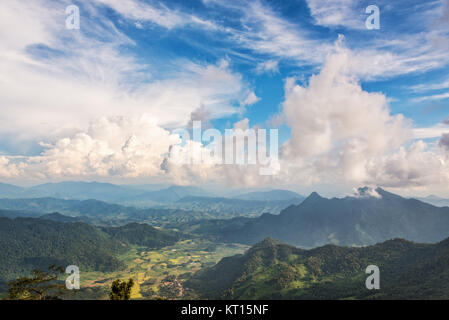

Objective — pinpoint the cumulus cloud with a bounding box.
[241,92,260,106]
[350,186,382,199]
[443,116,449,125]
[0,115,181,180]
[0,0,251,155]
[0,114,280,187]
[233,118,250,131]
[279,41,449,189]
[439,133,449,153]
[365,140,449,188]
[188,105,212,129]
[282,42,409,166]
[0,157,25,179]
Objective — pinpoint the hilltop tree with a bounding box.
[7,265,66,300]
[110,278,134,300]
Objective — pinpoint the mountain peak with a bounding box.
[304,191,323,202]
[253,237,283,249]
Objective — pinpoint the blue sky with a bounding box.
[75,0,449,132]
[0,0,449,196]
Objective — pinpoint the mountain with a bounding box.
[39,212,88,223]
[101,223,184,249]
[167,196,304,216]
[0,208,40,219]
[233,189,304,202]
[124,185,215,207]
[0,197,279,227]
[0,181,214,206]
[0,217,187,292]
[26,181,147,202]
[186,237,449,299]
[0,197,190,226]
[0,182,24,198]
[0,217,126,282]
[416,195,449,208]
[193,187,449,247]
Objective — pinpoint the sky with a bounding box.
[0,0,449,197]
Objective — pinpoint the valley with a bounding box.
[69,240,249,300]
[2,182,449,300]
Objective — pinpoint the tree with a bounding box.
[110,278,134,300]
[7,265,66,300]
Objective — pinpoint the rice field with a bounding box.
[78,239,249,299]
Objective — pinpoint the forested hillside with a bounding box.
[187,237,449,299]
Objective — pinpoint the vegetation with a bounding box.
[0,217,192,288]
[110,278,134,300]
[186,237,449,299]
[78,239,248,300]
[6,265,67,300]
[3,185,449,300]
[0,217,126,281]
[101,223,184,249]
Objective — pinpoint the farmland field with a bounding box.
[75,240,249,300]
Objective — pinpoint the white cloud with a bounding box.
[0,1,251,155]
[439,133,449,153]
[229,1,332,65]
[365,140,449,188]
[410,78,449,92]
[1,115,181,180]
[233,118,250,130]
[93,0,219,30]
[413,124,449,139]
[306,0,363,29]
[350,186,382,199]
[278,42,449,189]
[412,92,449,102]
[241,91,260,106]
[282,43,410,163]
[0,157,25,179]
[255,60,279,74]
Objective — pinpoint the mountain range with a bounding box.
[187,236,449,299]
[0,182,214,205]
[165,195,304,216]
[0,196,296,227]
[416,195,449,208]
[189,187,449,248]
[0,181,304,216]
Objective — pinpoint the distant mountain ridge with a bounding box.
[0,182,25,198]
[169,195,304,215]
[233,189,304,201]
[0,189,305,225]
[416,195,449,207]
[193,187,449,248]
[0,197,285,227]
[0,197,213,227]
[0,181,305,208]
